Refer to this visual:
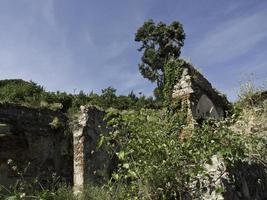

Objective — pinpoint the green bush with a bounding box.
[0,79,160,113]
[101,108,254,199]
[0,79,43,104]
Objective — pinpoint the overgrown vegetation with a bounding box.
[0,79,160,114]
[162,59,185,107]
[99,103,266,199]
[0,19,266,199]
[135,19,185,101]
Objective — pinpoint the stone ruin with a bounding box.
[72,105,111,193]
[172,62,229,124]
[1,64,266,199]
[0,103,110,193]
[0,103,72,186]
[0,64,229,190]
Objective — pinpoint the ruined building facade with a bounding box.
[0,103,110,193]
[172,63,229,124]
[0,103,73,186]
[0,64,229,191]
[1,64,266,199]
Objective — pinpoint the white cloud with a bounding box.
[216,51,267,101]
[0,0,75,92]
[188,11,267,67]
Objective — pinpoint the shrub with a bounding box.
[0,79,43,104]
[101,108,253,199]
[49,117,62,130]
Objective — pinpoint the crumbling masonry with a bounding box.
[0,65,229,189]
[172,62,229,124]
[0,64,242,195]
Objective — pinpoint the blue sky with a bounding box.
[0,0,266,101]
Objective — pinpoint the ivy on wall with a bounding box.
[162,59,185,109]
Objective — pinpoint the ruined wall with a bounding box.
[0,103,73,187]
[0,103,111,191]
[73,105,110,193]
[192,155,267,200]
[172,64,229,122]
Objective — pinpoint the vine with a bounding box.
[162,59,185,109]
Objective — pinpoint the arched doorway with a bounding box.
[195,94,219,120]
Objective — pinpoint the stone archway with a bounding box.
[195,94,219,120]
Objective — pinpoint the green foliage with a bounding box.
[1,178,128,200]
[0,159,72,200]
[76,184,125,200]
[49,117,62,130]
[101,87,117,106]
[0,80,160,115]
[1,18,266,200]
[71,87,159,111]
[101,108,253,199]
[0,79,44,104]
[162,59,185,106]
[229,81,267,119]
[40,91,73,112]
[135,19,185,87]
[236,81,267,109]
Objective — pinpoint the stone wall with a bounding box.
[73,105,110,193]
[172,63,229,123]
[0,103,73,187]
[194,155,267,200]
[224,161,267,200]
[0,103,111,191]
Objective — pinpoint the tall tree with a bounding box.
[135,19,185,88]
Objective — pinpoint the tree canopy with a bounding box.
[135,19,185,88]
